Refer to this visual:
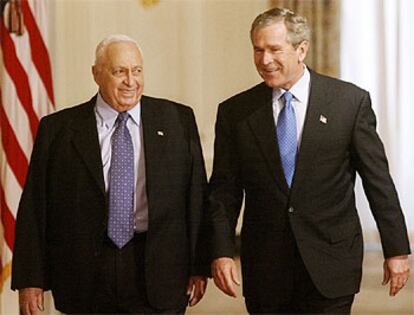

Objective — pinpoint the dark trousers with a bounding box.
[245,235,354,315]
[83,233,187,314]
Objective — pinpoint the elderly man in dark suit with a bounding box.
[208,7,411,314]
[12,34,208,315]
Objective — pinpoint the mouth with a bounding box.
[119,89,136,97]
[262,68,279,75]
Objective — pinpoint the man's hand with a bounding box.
[186,276,207,306]
[382,255,410,296]
[19,288,44,315]
[211,257,240,297]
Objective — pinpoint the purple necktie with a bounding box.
[108,112,135,248]
[277,91,297,188]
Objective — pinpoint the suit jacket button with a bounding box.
[288,206,294,213]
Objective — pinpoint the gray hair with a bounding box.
[94,34,143,66]
[250,7,310,48]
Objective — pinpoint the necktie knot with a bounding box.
[283,91,293,106]
[117,111,130,124]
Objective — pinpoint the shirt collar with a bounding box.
[95,92,141,129]
[272,65,311,103]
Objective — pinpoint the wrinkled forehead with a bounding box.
[99,42,143,67]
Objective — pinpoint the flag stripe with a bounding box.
[0,135,24,217]
[21,0,55,106]
[0,61,34,160]
[0,21,39,140]
[0,89,29,188]
[7,32,53,121]
[0,186,15,252]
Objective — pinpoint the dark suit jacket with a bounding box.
[208,70,411,303]
[11,95,208,313]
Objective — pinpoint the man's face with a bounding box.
[92,42,144,112]
[252,22,308,90]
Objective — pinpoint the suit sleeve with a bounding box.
[207,103,243,260]
[351,92,411,258]
[11,117,51,290]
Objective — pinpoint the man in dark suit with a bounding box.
[12,34,208,314]
[208,7,411,314]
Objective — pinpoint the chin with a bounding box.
[259,74,279,87]
[120,98,138,106]
[264,79,280,88]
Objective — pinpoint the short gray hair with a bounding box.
[250,7,310,48]
[94,34,143,66]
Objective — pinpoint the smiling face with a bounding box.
[92,41,144,112]
[252,21,308,90]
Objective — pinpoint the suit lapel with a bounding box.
[247,85,289,195]
[71,97,105,195]
[141,96,168,192]
[292,71,332,189]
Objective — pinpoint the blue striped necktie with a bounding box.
[107,112,135,248]
[277,91,297,188]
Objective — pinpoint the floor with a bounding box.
[188,251,414,315]
[2,251,412,314]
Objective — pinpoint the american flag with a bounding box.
[0,0,54,295]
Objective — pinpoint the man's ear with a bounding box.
[92,65,100,85]
[297,40,309,63]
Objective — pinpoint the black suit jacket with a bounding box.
[11,95,208,313]
[208,70,411,302]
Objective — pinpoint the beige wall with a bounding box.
[50,0,268,173]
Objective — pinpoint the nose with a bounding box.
[123,70,134,86]
[261,51,273,66]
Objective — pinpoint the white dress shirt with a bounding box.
[95,93,148,232]
[272,66,311,148]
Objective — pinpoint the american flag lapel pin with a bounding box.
[319,115,328,124]
[157,130,164,136]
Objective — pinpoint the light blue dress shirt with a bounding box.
[95,93,148,232]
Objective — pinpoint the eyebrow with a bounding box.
[253,44,283,50]
[111,65,143,70]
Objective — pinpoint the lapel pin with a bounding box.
[157,130,164,136]
[319,115,328,124]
